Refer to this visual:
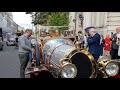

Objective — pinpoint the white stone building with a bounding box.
[69,12,83,35]
[69,12,120,37]
[0,12,18,39]
[18,25,25,32]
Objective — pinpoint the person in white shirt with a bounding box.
[83,34,88,49]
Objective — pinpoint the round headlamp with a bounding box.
[105,62,119,76]
[61,64,77,78]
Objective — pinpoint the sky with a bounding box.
[12,12,33,29]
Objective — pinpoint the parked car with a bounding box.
[6,35,16,46]
[0,37,3,51]
[0,28,3,50]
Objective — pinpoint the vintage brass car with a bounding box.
[26,37,120,78]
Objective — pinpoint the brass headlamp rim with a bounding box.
[98,58,119,76]
[59,58,71,66]
[73,49,97,78]
[104,61,119,76]
[59,58,77,78]
[61,63,77,78]
[98,59,118,68]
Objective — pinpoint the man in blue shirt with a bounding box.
[87,27,101,61]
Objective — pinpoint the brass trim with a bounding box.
[58,48,97,78]
[41,39,50,56]
[98,59,120,77]
[105,61,119,76]
[59,58,71,66]
[87,54,97,78]
[60,48,97,78]
[78,49,97,78]
[63,48,78,59]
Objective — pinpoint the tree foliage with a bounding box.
[49,12,69,26]
[21,30,24,35]
[26,12,69,27]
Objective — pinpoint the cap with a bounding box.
[85,26,95,33]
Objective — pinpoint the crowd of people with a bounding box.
[62,27,120,62]
[69,27,120,62]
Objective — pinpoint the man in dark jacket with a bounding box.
[87,27,101,61]
[111,27,120,59]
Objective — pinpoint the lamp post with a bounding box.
[79,13,84,30]
[73,12,77,36]
[35,12,39,41]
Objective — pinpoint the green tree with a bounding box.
[49,12,69,26]
[21,30,24,35]
[26,12,69,27]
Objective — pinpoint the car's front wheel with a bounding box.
[6,42,8,46]
[0,47,3,51]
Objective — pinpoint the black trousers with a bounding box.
[18,53,29,78]
[111,48,120,59]
[92,54,100,62]
[100,45,104,56]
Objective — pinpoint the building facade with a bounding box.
[69,12,83,35]
[18,25,25,32]
[0,12,18,40]
[69,12,120,37]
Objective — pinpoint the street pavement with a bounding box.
[0,45,20,78]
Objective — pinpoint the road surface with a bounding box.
[0,45,20,78]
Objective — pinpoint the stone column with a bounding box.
[100,12,105,27]
[69,12,75,32]
[103,12,108,37]
[91,12,96,26]
[83,12,92,34]
[96,12,101,27]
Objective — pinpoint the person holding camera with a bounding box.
[87,27,101,61]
